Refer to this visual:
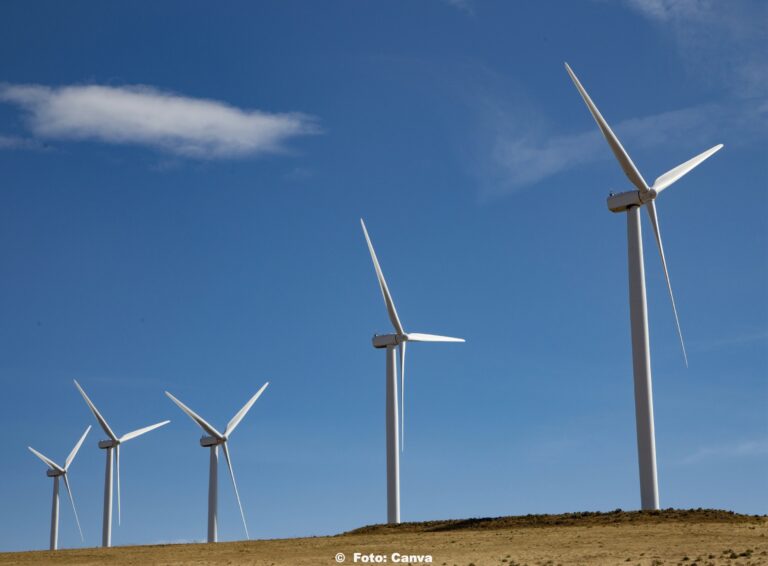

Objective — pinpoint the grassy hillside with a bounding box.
[1,509,765,565]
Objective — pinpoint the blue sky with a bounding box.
[0,0,765,552]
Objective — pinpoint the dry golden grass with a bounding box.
[1,509,765,566]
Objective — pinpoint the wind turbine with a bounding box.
[564,62,723,510]
[164,382,268,543]
[28,426,90,550]
[360,218,464,524]
[73,379,170,547]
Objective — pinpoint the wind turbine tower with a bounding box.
[165,382,269,543]
[28,426,91,550]
[565,62,723,510]
[74,379,170,547]
[361,219,464,524]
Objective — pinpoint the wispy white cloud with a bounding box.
[450,54,765,199]
[455,2,765,198]
[623,0,708,21]
[0,133,46,150]
[0,83,319,158]
[442,0,474,14]
[484,100,753,197]
[468,43,768,198]
[677,438,768,466]
[618,0,767,98]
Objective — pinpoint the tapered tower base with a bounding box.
[386,345,400,524]
[626,205,660,511]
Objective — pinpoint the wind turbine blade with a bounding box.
[564,62,649,192]
[225,382,269,438]
[164,392,223,439]
[119,420,170,443]
[406,333,465,343]
[73,380,118,441]
[652,144,724,194]
[399,341,406,452]
[62,474,84,542]
[360,219,405,335]
[65,426,91,470]
[646,201,688,367]
[116,445,121,526]
[221,442,249,540]
[28,447,64,473]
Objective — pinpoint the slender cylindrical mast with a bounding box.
[102,447,113,547]
[49,476,59,551]
[385,344,400,524]
[627,205,660,511]
[208,445,219,543]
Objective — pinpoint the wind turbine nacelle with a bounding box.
[46,469,64,477]
[606,190,643,213]
[200,435,223,447]
[98,439,119,449]
[607,189,658,212]
[372,334,400,348]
